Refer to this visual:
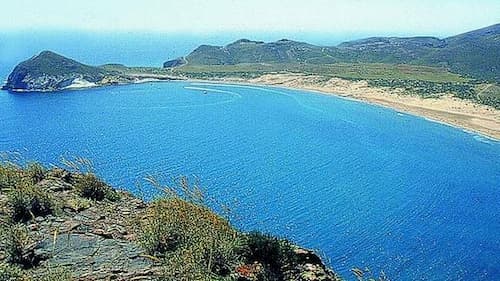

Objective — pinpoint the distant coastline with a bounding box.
[2,23,499,139]
[2,69,498,140]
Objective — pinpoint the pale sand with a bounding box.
[207,73,499,140]
[63,78,97,89]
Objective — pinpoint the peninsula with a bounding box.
[1,51,177,92]
[2,24,499,138]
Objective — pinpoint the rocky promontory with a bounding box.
[1,51,181,92]
[1,51,137,92]
[0,161,341,280]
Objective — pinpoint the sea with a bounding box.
[0,31,499,280]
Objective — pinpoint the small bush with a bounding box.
[64,197,92,212]
[39,266,73,281]
[48,168,72,183]
[0,262,27,281]
[137,198,241,279]
[24,162,46,184]
[0,164,22,192]
[160,249,209,281]
[74,173,119,201]
[242,232,297,273]
[8,182,57,222]
[1,161,46,192]
[1,224,41,268]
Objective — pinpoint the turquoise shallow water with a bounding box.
[0,81,499,280]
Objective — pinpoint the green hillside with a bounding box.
[420,24,500,82]
[166,24,500,83]
[183,39,339,65]
[3,51,117,91]
[164,24,500,108]
[17,51,108,77]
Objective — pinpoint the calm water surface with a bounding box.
[0,81,499,280]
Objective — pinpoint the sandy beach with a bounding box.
[209,73,500,140]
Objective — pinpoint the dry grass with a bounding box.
[73,173,119,201]
[7,181,58,222]
[137,197,241,280]
[0,262,28,281]
[1,224,39,268]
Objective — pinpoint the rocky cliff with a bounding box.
[0,162,341,280]
[2,51,134,92]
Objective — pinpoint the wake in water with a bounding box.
[190,82,326,114]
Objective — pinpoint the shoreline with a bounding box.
[2,73,498,140]
[188,74,499,141]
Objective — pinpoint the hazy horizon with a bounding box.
[1,0,499,36]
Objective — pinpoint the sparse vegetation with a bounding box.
[0,262,27,281]
[173,62,468,83]
[74,173,119,201]
[368,79,500,108]
[7,181,57,222]
[1,224,40,268]
[24,162,46,184]
[0,159,344,280]
[38,266,73,281]
[0,163,23,191]
[135,176,330,281]
[167,25,499,83]
[137,177,241,280]
[240,231,298,279]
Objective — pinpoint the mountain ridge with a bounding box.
[165,24,500,82]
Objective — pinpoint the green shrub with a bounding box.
[0,262,27,281]
[242,232,297,273]
[7,182,57,222]
[0,164,22,192]
[39,266,73,281]
[1,161,47,192]
[64,197,92,212]
[1,224,40,268]
[24,162,46,184]
[137,198,241,279]
[74,173,119,201]
[160,248,209,281]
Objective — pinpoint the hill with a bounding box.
[178,39,339,65]
[421,24,500,82]
[165,24,500,82]
[2,51,133,91]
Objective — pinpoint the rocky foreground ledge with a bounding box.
[1,51,177,92]
[0,162,341,280]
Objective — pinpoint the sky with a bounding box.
[0,0,499,36]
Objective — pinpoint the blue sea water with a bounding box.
[0,81,499,280]
[0,32,499,280]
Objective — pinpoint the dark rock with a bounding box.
[38,233,156,278]
[163,57,187,68]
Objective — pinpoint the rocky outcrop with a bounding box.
[0,170,162,279]
[0,166,341,280]
[2,51,135,92]
[163,57,187,68]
